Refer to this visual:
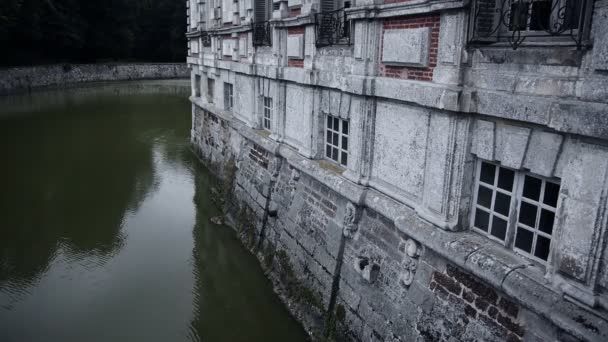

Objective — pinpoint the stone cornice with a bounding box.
[346,0,467,20]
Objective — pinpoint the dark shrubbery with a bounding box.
[1,0,186,67]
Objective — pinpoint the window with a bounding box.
[325,115,349,167]
[469,0,592,50]
[194,75,201,97]
[263,97,272,131]
[471,161,560,263]
[252,0,272,46]
[224,82,233,111]
[207,78,214,103]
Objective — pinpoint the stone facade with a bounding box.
[188,0,608,341]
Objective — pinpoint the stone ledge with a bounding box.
[467,89,608,141]
[347,0,465,20]
[374,76,462,112]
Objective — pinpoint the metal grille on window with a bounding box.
[263,97,272,131]
[325,116,349,167]
[468,0,592,50]
[472,161,560,264]
[224,82,233,110]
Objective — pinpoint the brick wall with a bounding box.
[289,7,302,17]
[379,15,440,81]
[426,265,524,341]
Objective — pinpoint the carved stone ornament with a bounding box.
[343,202,358,238]
[354,256,380,284]
[399,239,420,287]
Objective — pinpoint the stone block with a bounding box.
[591,4,608,71]
[287,34,304,59]
[222,39,234,56]
[372,101,430,199]
[382,27,430,68]
[471,119,495,161]
[239,36,247,56]
[222,0,232,23]
[287,0,301,6]
[495,124,530,169]
[522,130,562,178]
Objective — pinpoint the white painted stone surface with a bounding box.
[287,35,304,59]
[382,28,430,67]
[288,0,302,6]
[239,36,248,56]
[284,84,312,155]
[222,0,232,23]
[222,39,234,56]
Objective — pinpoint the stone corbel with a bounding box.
[342,202,360,238]
[399,238,421,287]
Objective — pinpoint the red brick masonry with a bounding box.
[379,14,440,81]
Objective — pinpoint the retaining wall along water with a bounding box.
[0,63,189,95]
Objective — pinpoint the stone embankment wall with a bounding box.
[0,63,189,94]
[191,101,607,342]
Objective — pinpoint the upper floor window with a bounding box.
[224,82,233,111]
[252,0,272,46]
[469,0,592,50]
[315,0,352,47]
[263,97,272,131]
[325,115,349,167]
[471,161,560,264]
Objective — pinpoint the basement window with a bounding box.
[325,115,349,167]
[224,82,233,111]
[471,161,560,264]
[263,97,272,131]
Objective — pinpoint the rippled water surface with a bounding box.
[0,81,308,342]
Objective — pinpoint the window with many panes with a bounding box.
[207,78,214,103]
[263,97,272,131]
[325,115,349,167]
[471,161,560,264]
[224,82,233,111]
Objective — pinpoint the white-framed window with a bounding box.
[471,160,560,264]
[224,82,233,110]
[263,97,272,131]
[325,115,349,167]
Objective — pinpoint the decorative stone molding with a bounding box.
[382,27,430,68]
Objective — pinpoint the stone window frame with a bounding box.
[207,78,215,103]
[224,82,233,111]
[263,96,272,131]
[325,115,349,167]
[194,75,202,97]
[471,160,560,265]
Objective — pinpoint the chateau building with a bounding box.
[187,0,608,340]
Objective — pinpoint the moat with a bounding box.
[0,81,308,342]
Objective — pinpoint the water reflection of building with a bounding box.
[188,0,608,341]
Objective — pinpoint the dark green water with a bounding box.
[0,81,308,342]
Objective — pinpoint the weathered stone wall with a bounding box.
[0,63,189,95]
[188,0,608,340]
[191,102,608,341]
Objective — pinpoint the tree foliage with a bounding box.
[1,0,186,66]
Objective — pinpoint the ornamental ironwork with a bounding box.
[252,21,272,47]
[201,31,212,47]
[469,0,591,50]
[315,9,351,47]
